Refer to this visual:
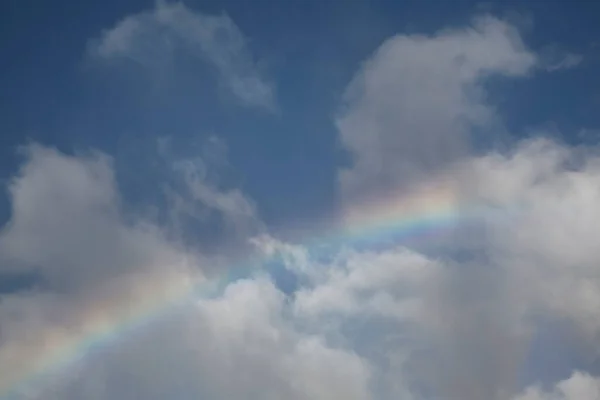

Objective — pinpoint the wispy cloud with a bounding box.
[538,45,584,72]
[545,53,583,71]
[88,1,276,110]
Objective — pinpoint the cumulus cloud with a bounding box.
[0,145,191,292]
[251,136,600,400]
[328,12,600,400]
[0,145,199,397]
[336,15,536,206]
[38,278,371,400]
[0,144,370,400]
[88,0,275,110]
[465,138,600,344]
[4,138,600,400]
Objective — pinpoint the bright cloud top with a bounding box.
[336,15,537,204]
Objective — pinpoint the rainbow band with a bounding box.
[0,182,503,399]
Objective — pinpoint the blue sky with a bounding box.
[2,1,600,400]
[2,0,599,229]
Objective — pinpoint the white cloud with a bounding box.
[276,239,531,400]
[514,371,600,400]
[292,246,439,320]
[336,15,536,207]
[464,138,600,343]
[274,135,600,400]
[0,145,193,291]
[38,278,372,400]
[327,12,599,396]
[0,145,372,400]
[88,1,275,110]
[4,139,600,400]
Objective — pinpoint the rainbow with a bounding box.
[0,180,499,399]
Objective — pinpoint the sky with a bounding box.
[1,0,600,399]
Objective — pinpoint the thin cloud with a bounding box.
[545,53,584,71]
[538,44,584,72]
[87,1,276,110]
